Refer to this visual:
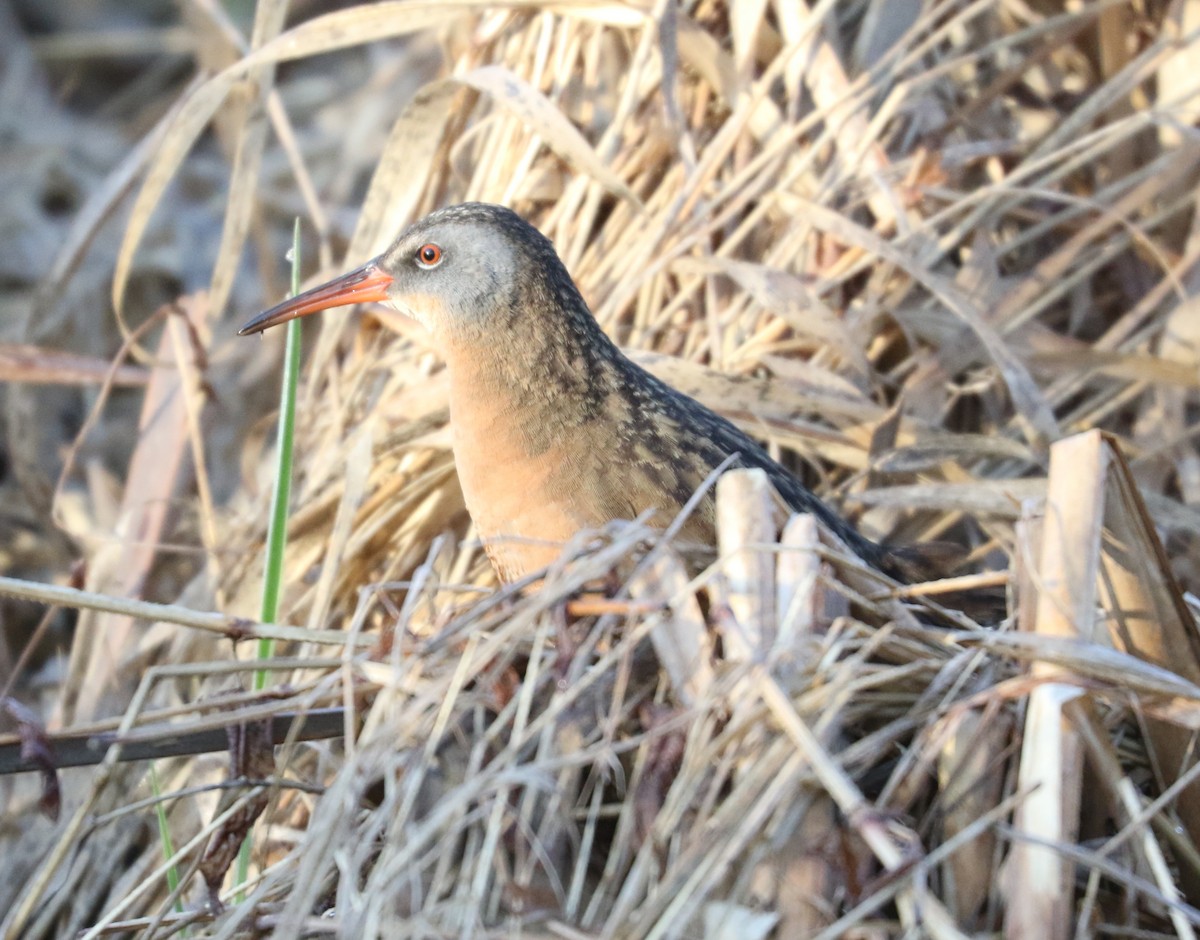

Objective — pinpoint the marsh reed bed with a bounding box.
[2,1,1200,936]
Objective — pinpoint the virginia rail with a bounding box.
[240,203,891,582]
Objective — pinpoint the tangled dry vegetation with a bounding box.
[3,0,1200,937]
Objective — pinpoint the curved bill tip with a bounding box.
[238,260,392,336]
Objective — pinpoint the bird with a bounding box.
[239,203,894,583]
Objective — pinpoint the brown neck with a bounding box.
[438,306,633,576]
[437,292,627,456]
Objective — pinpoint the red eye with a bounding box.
[416,243,442,267]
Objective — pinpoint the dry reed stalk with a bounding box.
[4,1,1200,937]
[57,295,210,725]
[1006,433,1107,940]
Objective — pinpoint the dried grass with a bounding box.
[3,1,1200,937]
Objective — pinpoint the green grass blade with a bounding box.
[235,217,303,895]
[149,763,184,924]
[255,217,304,686]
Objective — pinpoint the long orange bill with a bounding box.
[238,259,393,335]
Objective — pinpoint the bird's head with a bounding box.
[239,203,574,344]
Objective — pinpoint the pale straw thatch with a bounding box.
[2,2,1200,938]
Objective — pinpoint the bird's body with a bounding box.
[240,203,889,582]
